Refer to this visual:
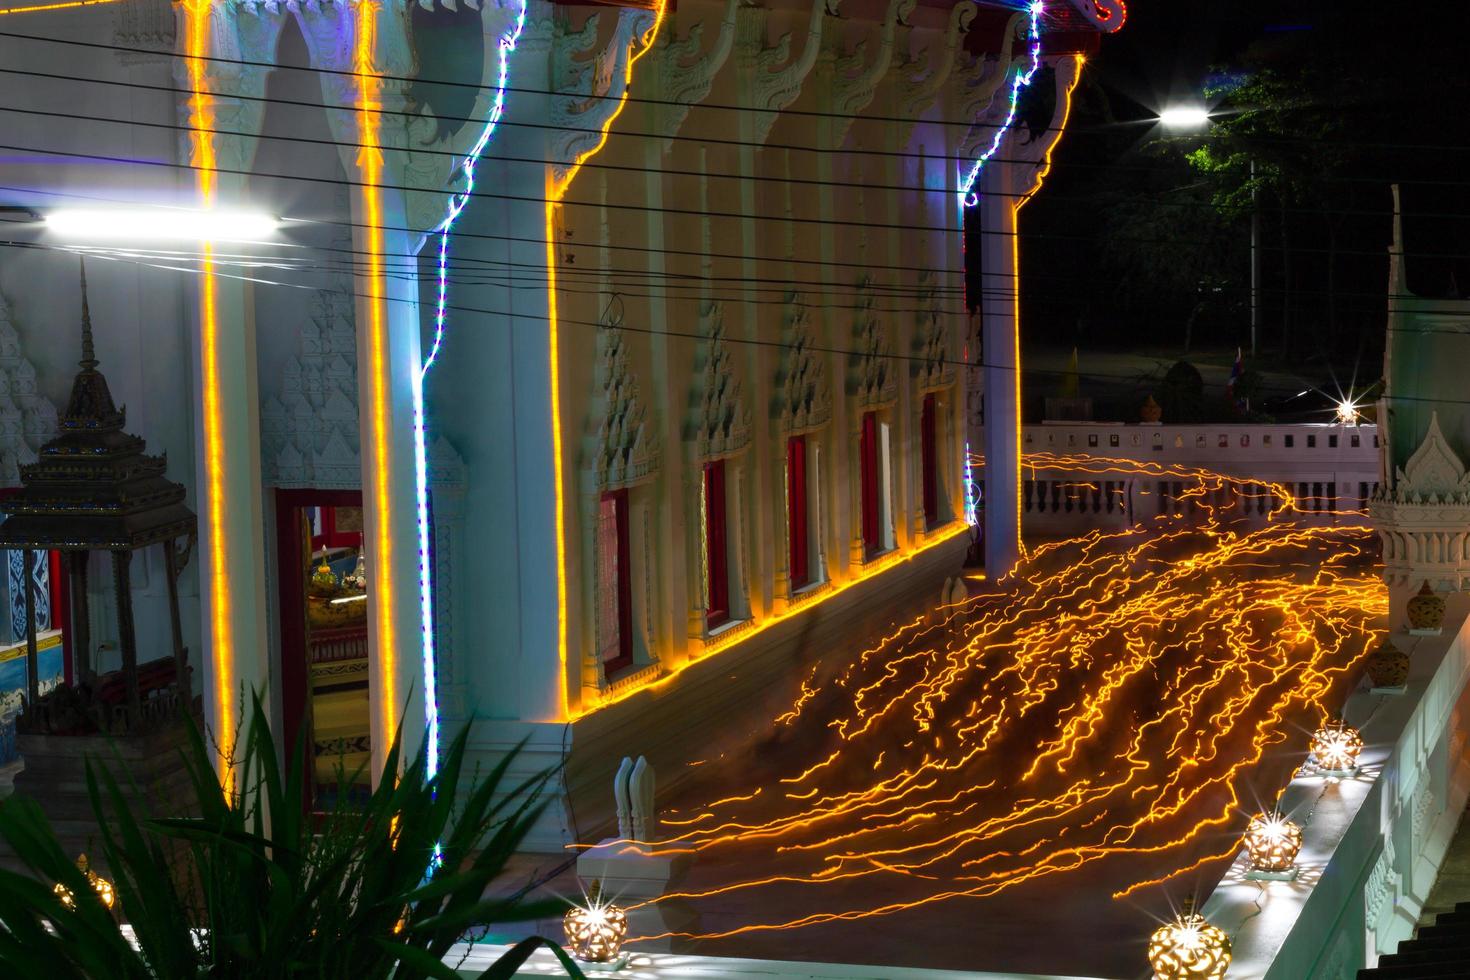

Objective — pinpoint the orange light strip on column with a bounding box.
[182,0,234,795]
[545,3,666,721]
[1008,54,1083,562]
[0,0,120,14]
[354,0,398,748]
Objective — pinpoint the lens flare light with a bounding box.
[1309,718,1363,774]
[1243,811,1302,874]
[564,885,629,965]
[1147,899,1230,980]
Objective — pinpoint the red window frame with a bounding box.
[921,394,939,528]
[786,436,808,590]
[703,462,729,629]
[860,412,881,558]
[600,489,634,674]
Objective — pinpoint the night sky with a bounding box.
[1017,0,1470,382]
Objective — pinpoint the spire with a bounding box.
[1389,183,1407,300]
[79,255,97,371]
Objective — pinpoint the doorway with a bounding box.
[275,489,370,811]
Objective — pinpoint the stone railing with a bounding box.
[978,423,1383,537]
[1204,599,1470,979]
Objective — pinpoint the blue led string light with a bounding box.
[413,0,528,778]
[959,1,1043,526]
[958,0,1043,209]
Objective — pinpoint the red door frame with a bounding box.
[599,488,634,675]
[786,436,808,589]
[703,461,729,628]
[273,488,363,785]
[860,412,881,557]
[921,394,939,528]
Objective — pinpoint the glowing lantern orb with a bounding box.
[1310,719,1363,773]
[564,888,628,964]
[53,854,115,911]
[1147,900,1231,980]
[1335,399,1360,426]
[1243,812,1303,872]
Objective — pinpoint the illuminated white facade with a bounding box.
[0,0,1122,848]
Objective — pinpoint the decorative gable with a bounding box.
[260,285,361,489]
[851,277,897,409]
[1394,412,1470,502]
[592,305,659,491]
[775,293,831,436]
[0,294,59,488]
[691,301,750,461]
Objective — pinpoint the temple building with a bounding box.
[0,0,1123,847]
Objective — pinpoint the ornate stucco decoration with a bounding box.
[951,12,1024,161]
[1371,412,1470,589]
[173,3,286,177]
[550,7,658,182]
[735,0,841,147]
[115,0,175,64]
[653,0,739,146]
[0,294,59,488]
[851,277,897,410]
[775,293,831,436]
[260,286,362,489]
[891,0,975,149]
[1392,412,1470,501]
[691,302,751,462]
[592,304,660,491]
[912,273,953,394]
[819,0,913,148]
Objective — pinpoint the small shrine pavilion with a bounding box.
[0,262,196,734]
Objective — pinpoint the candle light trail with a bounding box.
[609,454,1383,943]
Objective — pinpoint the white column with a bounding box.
[980,185,1021,576]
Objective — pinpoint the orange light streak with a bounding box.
[0,0,118,13]
[181,0,233,795]
[546,2,666,721]
[606,454,1383,942]
[354,0,398,746]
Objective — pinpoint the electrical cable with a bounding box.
[11,235,1466,412]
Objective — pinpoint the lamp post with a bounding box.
[1158,105,1258,358]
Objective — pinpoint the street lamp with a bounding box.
[1157,103,1260,360]
[43,207,278,242]
[1158,105,1211,129]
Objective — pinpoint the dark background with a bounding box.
[1000,0,1470,421]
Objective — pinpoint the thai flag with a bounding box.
[1227,348,1246,412]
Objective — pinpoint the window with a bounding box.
[1263,434,1272,447]
[920,394,940,528]
[703,462,729,629]
[787,437,809,590]
[597,489,632,674]
[1328,434,1339,448]
[1088,434,1098,448]
[1284,434,1294,448]
[859,413,894,557]
[1240,435,1249,447]
[1307,434,1317,448]
[1195,435,1206,449]
[1109,434,1119,448]
[1351,434,1361,448]
[1217,434,1228,448]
